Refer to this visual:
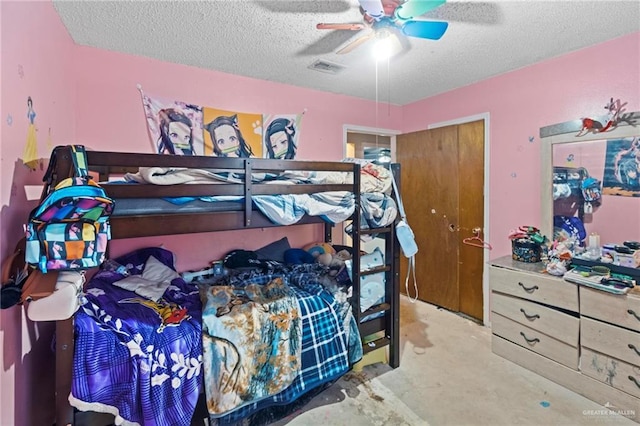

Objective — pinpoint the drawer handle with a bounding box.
[629,375,640,389]
[520,308,540,321]
[628,309,640,322]
[520,331,540,345]
[629,343,640,357]
[518,282,539,293]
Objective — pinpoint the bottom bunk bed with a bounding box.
[40,146,400,425]
[70,247,361,425]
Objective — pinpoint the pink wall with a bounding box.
[0,2,77,425]
[72,46,403,271]
[402,32,640,258]
[1,1,639,424]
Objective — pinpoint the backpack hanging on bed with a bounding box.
[25,145,114,273]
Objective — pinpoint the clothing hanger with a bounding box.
[462,228,492,250]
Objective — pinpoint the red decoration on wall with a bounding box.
[576,98,625,137]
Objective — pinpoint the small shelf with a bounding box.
[362,337,390,354]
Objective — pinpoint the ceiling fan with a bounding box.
[316,0,449,55]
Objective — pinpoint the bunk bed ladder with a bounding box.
[351,163,362,328]
[389,163,401,368]
[352,163,400,369]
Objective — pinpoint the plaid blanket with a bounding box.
[211,264,361,424]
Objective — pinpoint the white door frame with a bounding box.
[341,124,401,248]
[427,113,491,326]
[342,124,402,161]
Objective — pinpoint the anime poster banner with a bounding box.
[602,137,640,197]
[140,88,304,159]
[140,89,204,155]
[262,114,302,159]
[202,108,263,157]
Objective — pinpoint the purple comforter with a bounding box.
[70,247,202,426]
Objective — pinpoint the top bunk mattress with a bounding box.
[111,192,356,226]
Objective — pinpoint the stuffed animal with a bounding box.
[316,249,351,277]
[303,242,336,258]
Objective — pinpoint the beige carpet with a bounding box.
[272,296,637,426]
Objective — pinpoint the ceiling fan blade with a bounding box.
[401,20,449,40]
[395,0,446,20]
[337,31,375,54]
[316,23,366,31]
[358,0,385,21]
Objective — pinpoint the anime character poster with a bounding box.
[202,108,262,157]
[262,114,302,159]
[602,137,640,197]
[141,91,204,156]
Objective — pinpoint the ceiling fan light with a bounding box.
[373,36,393,61]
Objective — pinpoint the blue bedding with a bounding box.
[70,247,203,426]
[70,252,360,425]
[209,264,362,424]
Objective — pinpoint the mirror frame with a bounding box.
[540,111,640,241]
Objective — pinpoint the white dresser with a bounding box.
[490,256,640,422]
[580,286,640,400]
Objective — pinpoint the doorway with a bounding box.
[396,119,487,322]
[342,125,400,253]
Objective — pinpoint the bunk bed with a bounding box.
[44,146,400,425]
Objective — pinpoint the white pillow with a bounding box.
[143,255,180,283]
[112,256,180,301]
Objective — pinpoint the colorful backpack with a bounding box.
[25,145,114,273]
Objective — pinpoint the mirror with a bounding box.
[541,112,640,248]
[551,137,640,245]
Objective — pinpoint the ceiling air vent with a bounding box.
[308,59,346,75]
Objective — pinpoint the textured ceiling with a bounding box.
[52,0,640,106]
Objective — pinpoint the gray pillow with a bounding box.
[112,256,180,301]
[255,237,291,262]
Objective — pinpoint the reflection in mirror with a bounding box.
[551,137,640,246]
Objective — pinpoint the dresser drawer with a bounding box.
[582,317,640,367]
[581,347,640,399]
[491,292,579,346]
[492,313,578,369]
[581,287,640,333]
[490,266,578,312]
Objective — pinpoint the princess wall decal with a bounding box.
[23,96,39,170]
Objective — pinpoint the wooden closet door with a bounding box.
[397,126,460,311]
[457,120,485,321]
[397,121,485,320]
